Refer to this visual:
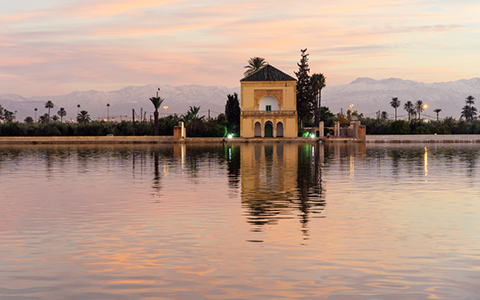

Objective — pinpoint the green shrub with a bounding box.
[436,125,451,134]
[389,120,410,134]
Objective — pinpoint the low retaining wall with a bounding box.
[0,136,175,145]
[367,135,480,143]
[0,136,320,145]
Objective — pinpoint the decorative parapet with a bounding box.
[241,110,297,116]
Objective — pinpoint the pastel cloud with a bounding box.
[0,0,479,97]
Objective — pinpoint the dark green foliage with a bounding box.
[193,119,224,137]
[4,103,480,137]
[1,122,27,136]
[389,120,410,134]
[311,73,326,125]
[133,122,154,136]
[243,57,268,77]
[114,121,135,136]
[149,96,164,136]
[357,114,480,135]
[319,107,335,127]
[409,119,430,134]
[471,120,480,134]
[461,95,477,123]
[295,49,315,127]
[452,120,471,134]
[225,93,240,134]
[160,115,180,135]
[390,97,401,121]
[24,116,34,124]
[241,64,295,81]
[436,125,451,134]
[360,118,389,134]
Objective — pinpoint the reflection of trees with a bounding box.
[183,145,225,179]
[297,144,325,238]
[152,149,161,192]
[0,147,24,173]
[459,148,478,177]
[44,148,54,176]
[225,145,241,189]
[371,145,480,178]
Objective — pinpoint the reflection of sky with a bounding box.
[1,144,480,298]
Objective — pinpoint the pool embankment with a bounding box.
[366,134,480,143]
[0,136,319,145]
[1,135,480,144]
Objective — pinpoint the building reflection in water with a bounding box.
[238,143,326,238]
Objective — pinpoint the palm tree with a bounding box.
[106,103,110,122]
[461,95,477,122]
[45,100,54,120]
[243,57,267,76]
[381,111,388,121]
[77,104,81,114]
[404,101,414,120]
[149,96,164,136]
[58,107,66,122]
[34,108,38,123]
[466,95,475,106]
[39,113,50,124]
[433,108,442,121]
[311,73,326,126]
[182,106,203,123]
[461,105,477,122]
[390,97,400,121]
[52,115,59,122]
[77,110,91,123]
[182,106,204,136]
[415,100,425,119]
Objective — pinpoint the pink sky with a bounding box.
[1,0,479,97]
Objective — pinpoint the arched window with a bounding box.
[254,122,262,137]
[259,96,279,111]
[276,122,284,137]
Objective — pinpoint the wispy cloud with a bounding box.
[1,0,480,96]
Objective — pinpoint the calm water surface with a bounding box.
[1,143,480,299]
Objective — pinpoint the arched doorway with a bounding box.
[264,121,273,137]
[276,122,284,137]
[254,122,262,137]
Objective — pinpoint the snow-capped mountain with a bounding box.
[0,84,240,122]
[323,77,480,119]
[1,77,479,122]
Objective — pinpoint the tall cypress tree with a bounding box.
[225,93,241,133]
[295,49,315,128]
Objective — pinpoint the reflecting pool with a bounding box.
[1,143,480,299]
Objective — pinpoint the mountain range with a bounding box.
[324,77,480,119]
[1,77,479,122]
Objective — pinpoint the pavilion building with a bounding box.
[240,65,298,138]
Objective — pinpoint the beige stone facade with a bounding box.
[240,65,298,138]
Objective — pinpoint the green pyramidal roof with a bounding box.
[240,64,296,82]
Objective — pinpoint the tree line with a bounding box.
[389,95,477,122]
[0,97,235,137]
[0,101,91,124]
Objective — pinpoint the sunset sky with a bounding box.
[1,0,479,97]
